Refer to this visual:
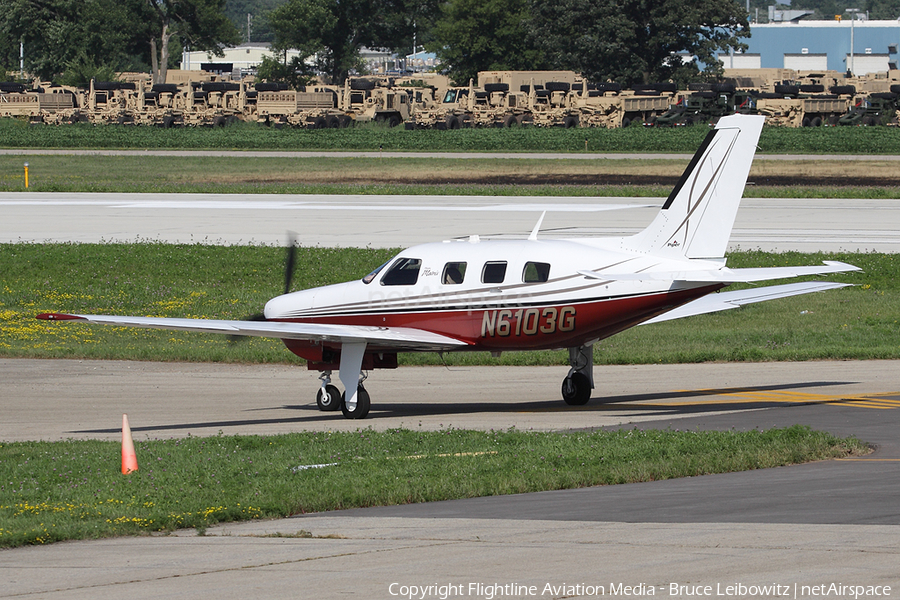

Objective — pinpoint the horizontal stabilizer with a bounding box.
[640,281,852,324]
[579,261,861,283]
[36,313,468,352]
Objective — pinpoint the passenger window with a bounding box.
[380,258,422,286]
[523,262,551,283]
[442,262,466,285]
[481,261,507,284]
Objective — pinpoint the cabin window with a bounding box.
[442,262,466,285]
[481,261,507,284]
[523,261,551,283]
[380,257,422,286]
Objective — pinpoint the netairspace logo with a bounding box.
[387,582,894,599]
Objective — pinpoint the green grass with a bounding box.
[0,425,868,547]
[0,243,894,365]
[3,118,900,153]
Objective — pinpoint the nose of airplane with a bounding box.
[264,289,316,320]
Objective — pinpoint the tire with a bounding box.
[311,116,327,129]
[517,114,534,126]
[387,115,401,128]
[561,373,591,406]
[445,115,460,130]
[503,114,517,128]
[316,384,342,411]
[326,115,341,128]
[341,386,371,419]
[563,115,578,128]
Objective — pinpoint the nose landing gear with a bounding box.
[561,344,594,406]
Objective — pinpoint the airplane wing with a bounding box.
[579,261,861,283]
[35,313,469,352]
[641,281,852,324]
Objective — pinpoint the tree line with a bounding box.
[2,0,897,89]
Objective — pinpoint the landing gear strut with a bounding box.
[561,344,594,406]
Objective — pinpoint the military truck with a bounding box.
[0,82,77,123]
[256,83,346,128]
[838,91,900,126]
[747,84,854,127]
[406,82,474,129]
[342,78,411,127]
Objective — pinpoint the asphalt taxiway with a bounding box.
[2,359,899,599]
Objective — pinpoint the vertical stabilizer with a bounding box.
[625,114,764,259]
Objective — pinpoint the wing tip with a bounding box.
[36,313,84,321]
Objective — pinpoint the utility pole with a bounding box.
[846,8,859,75]
[247,13,252,44]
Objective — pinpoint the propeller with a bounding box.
[231,233,297,337]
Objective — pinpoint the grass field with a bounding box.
[4,154,900,201]
[1,244,894,365]
[0,426,868,548]
[3,118,900,153]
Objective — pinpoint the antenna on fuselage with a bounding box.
[528,211,546,241]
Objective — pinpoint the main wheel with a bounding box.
[316,384,342,411]
[341,386,371,419]
[561,372,591,406]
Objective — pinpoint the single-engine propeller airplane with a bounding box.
[38,114,860,419]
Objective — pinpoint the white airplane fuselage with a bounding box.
[264,237,724,362]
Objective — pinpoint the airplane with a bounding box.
[37,114,860,419]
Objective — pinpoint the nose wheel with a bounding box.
[561,344,594,406]
[561,372,591,405]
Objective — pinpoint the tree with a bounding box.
[255,54,315,88]
[0,0,151,81]
[145,0,241,84]
[224,0,288,44]
[268,0,437,83]
[427,0,547,85]
[865,0,900,18]
[529,0,750,86]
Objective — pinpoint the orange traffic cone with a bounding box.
[121,414,138,474]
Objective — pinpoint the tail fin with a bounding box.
[625,114,764,259]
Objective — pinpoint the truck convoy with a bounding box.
[2,68,899,128]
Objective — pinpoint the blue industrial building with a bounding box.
[722,19,900,75]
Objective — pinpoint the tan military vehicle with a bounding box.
[341,78,412,127]
[0,83,77,123]
[255,83,345,128]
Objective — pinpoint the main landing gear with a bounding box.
[317,371,371,419]
[561,344,594,406]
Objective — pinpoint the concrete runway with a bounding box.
[2,359,899,599]
[3,192,900,252]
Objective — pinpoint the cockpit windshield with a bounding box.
[362,260,390,284]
